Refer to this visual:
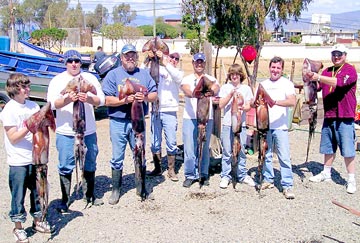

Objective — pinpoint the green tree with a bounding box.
[31,27,67,52]
[86,4,109,31]
[101,23,123,52]
[121,26,144,47]
[112,3,136,25]
[181,0,206,53]
[138,25,153,36]
[43,1,69,28]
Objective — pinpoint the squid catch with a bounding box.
[61,75,97,193]
[302,58,323,162]
[24,102,56,221]
[142,37,169,116]
[118,79,149,200]
[254,83,274,190]
[192,76,215,186]
[231,92,244,188]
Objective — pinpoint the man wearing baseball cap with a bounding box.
[102,43,158,204]
[47,49,105,212]
[180,52,220,188]
[306,44,358,194]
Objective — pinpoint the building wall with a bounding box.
[93,36,360,62]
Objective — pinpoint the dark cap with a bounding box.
[169,52,180,59]
[193,53,206,62]
[63,50,82,64]
[121,44,137,54]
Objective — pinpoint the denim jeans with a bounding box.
[263,129,293,189]
[151,111,178,155]
[320,118,356,157]
[109,117,146,170]
[182,118,213,179]
[56,133,99,175]
[220,125,248,181]
[8,165,42,223]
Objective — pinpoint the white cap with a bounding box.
[331,44,348,54]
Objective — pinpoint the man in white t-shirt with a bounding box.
[180,53,220,187]
[255,56,296,199]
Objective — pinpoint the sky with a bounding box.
[69,0,360,18]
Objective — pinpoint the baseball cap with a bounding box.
[331,44,348,54]
[121,44,137,54]
[63,50,82,64]
[169,52,180,60]
[193,53,206,62]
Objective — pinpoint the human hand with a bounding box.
[77,92,88,103]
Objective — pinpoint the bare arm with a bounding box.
[4,126,29,145]
[275,94,296,107]
[180,84,193,98]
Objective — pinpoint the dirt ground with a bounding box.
[1,56,360,242]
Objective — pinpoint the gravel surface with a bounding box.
[1,103,360,243]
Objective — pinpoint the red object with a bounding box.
[241,45,257,64]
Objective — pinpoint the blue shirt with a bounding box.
[102,66,157,119]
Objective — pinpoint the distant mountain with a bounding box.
[133,10,360,33]
[132,14,181,26]
[270,10,360,33]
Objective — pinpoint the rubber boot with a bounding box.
[146,153,162,176]
[83,171,104,207]
[57,174,72,213]
[108,169,122,205]
[167,155,178,182]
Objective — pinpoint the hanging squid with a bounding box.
[192,75,216,187]
[253,83,274,191]
[302,58,323,162]
[118,79,149,200]
[142,37,169,116]
[231,92,244,189]
[24,102,56,221]
[61,75,97,193]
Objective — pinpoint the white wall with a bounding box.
[93,36,360,62]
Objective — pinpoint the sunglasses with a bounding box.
[170,56,179,61]
[331,51,344,58]
[66,58,81,64]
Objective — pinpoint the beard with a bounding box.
[124,60,137,72]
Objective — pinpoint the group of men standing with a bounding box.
[48,43,358,208]
[3,43,357,241]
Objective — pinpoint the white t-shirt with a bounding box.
[219,83,253,126]
[181,73,219,120]
[0,99,39,166]
[260,76,295,129]
[47,71,105,136]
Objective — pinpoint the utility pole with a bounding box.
[153,0,156,37]
[203,16,212,76]
[9,0,17,52]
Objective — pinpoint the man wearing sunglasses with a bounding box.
[102,44,158,204]
[47,49,106,212]
[143,51,184,182]
[306,44,358,194]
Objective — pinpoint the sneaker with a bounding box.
[309,171,331,182]
[32,221,53,234]
[283,188,295,199]
[347,180,357,194]
[219,178,230,189]
[240,175,256,187]
[13,228,29,243]
[260,182,274,190]
[183,178,196,188]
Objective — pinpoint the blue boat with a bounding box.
[0,50,101,111]
[19,40,92,69]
